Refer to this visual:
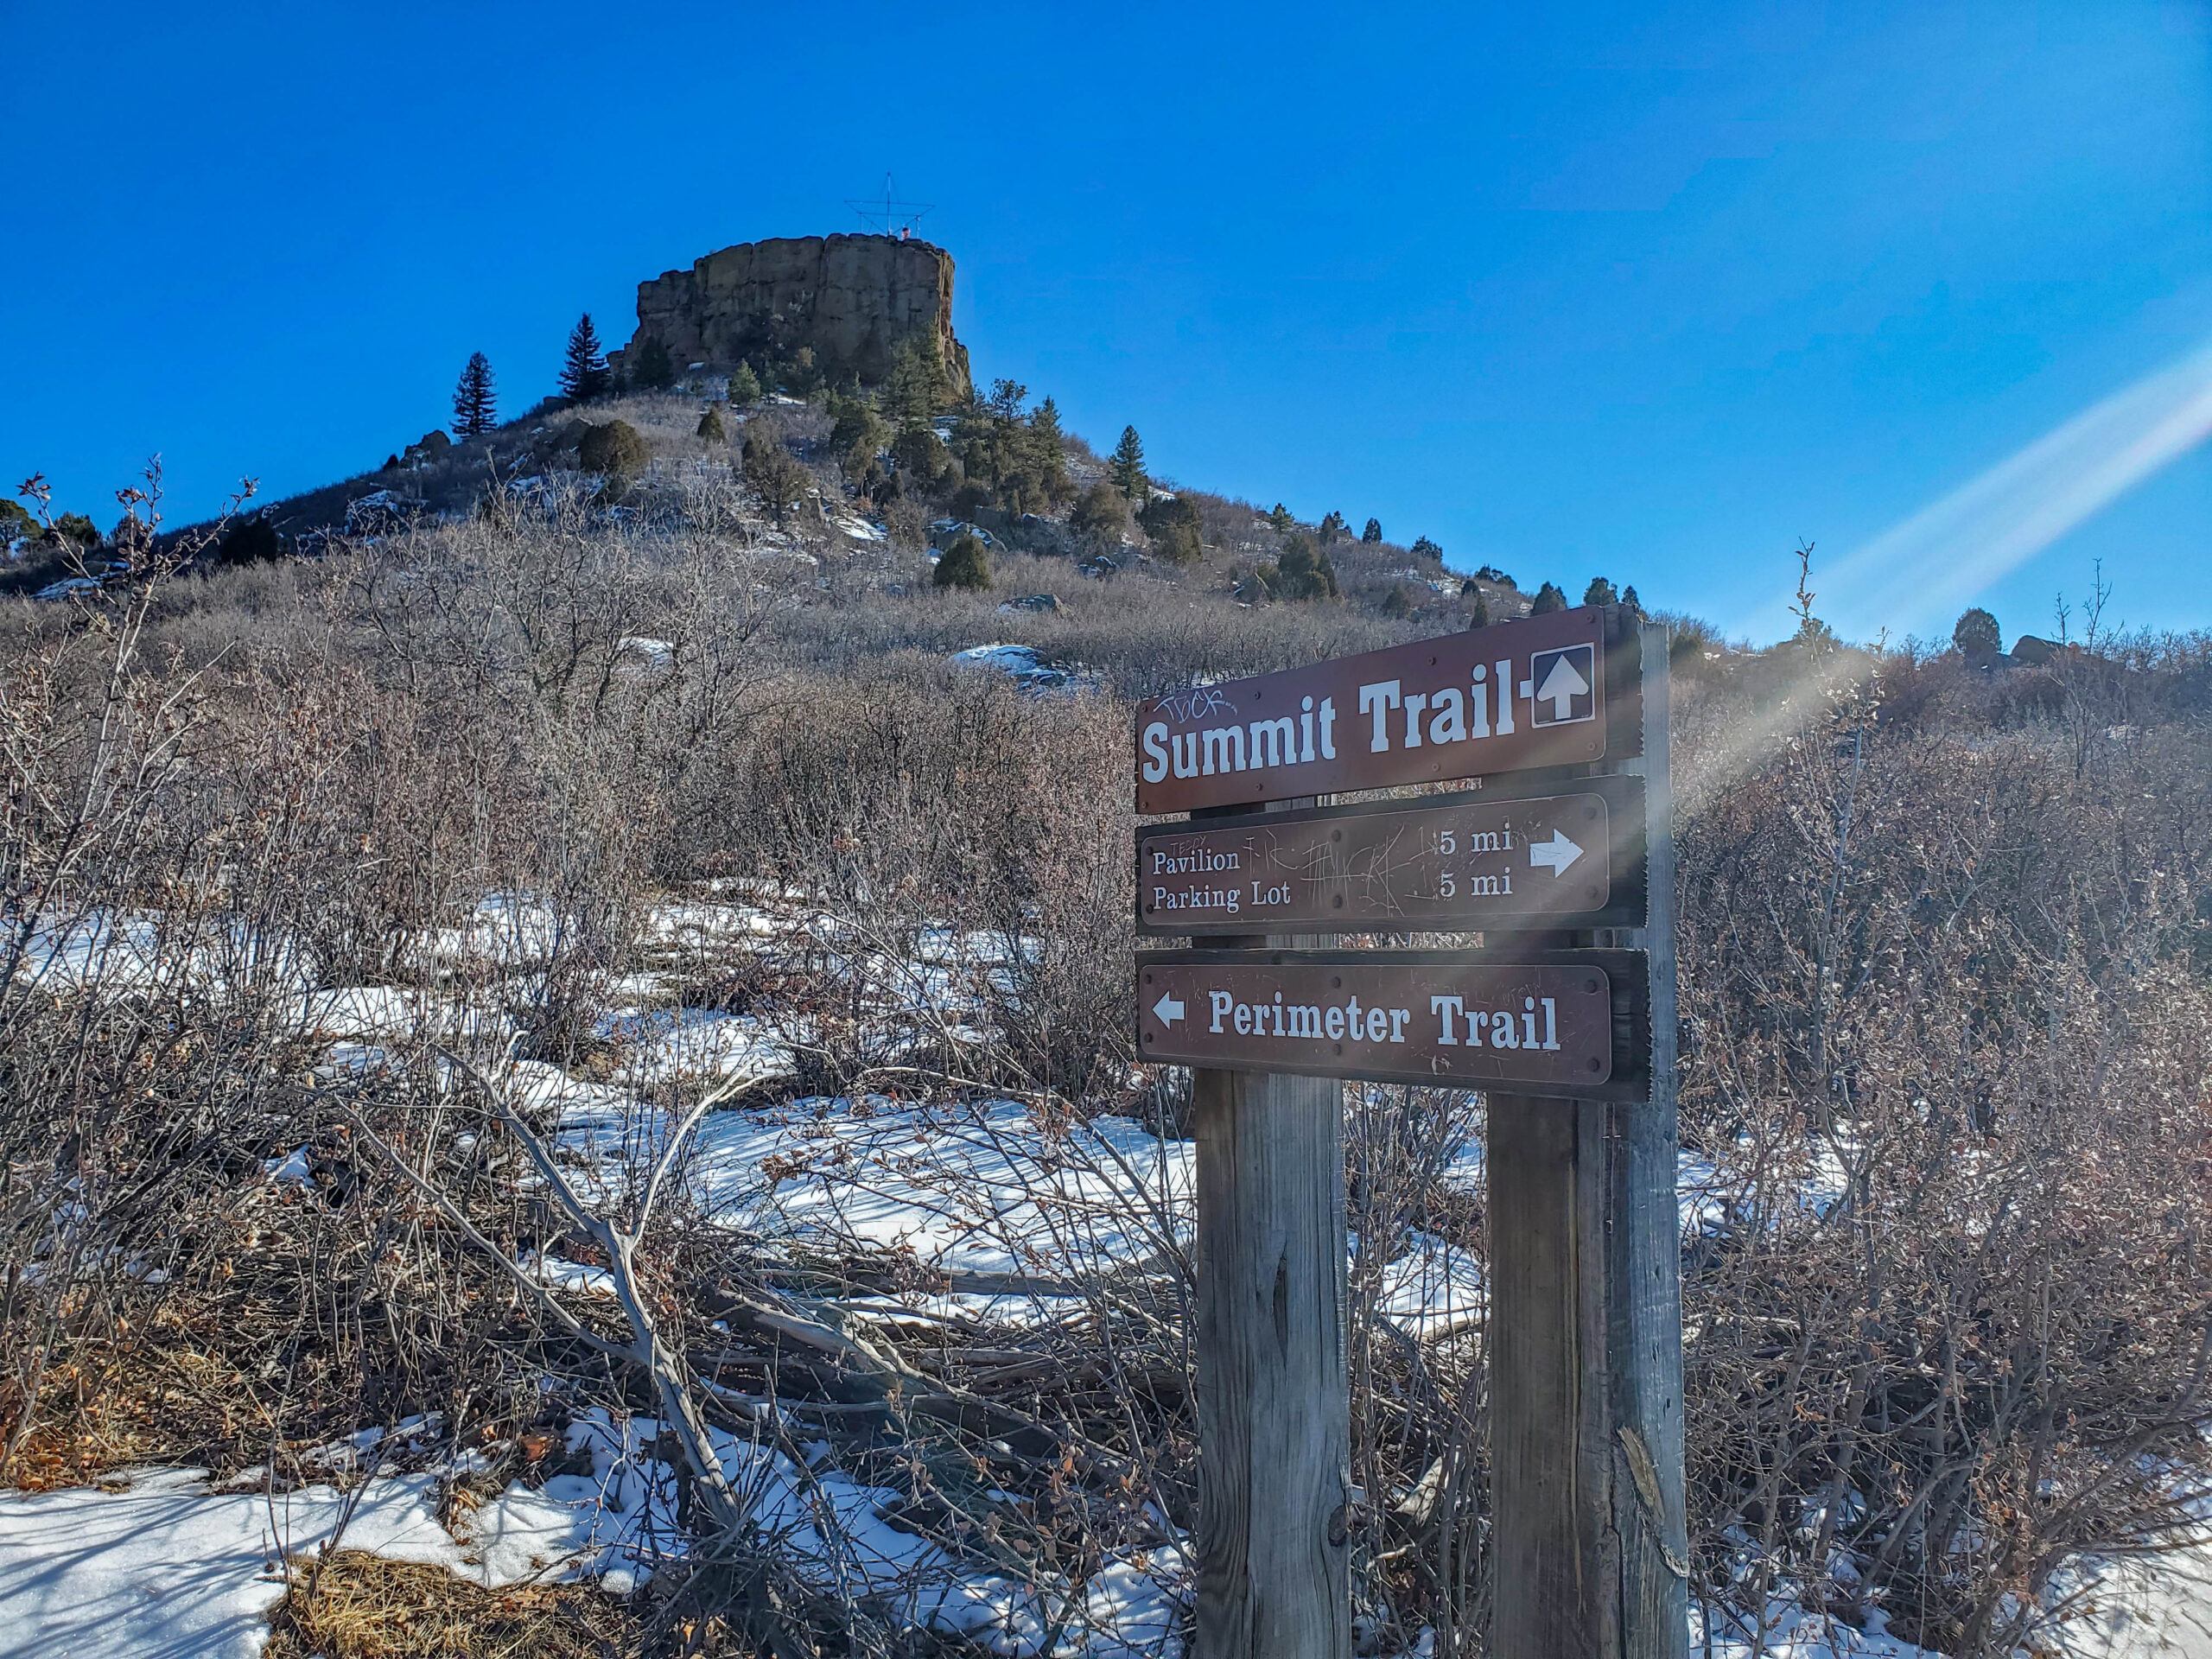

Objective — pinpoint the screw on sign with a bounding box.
[1135,776,1648,935]
[1133,605,1640,815]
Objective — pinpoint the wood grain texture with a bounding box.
[1192,1063,1351,1659]
[1487,624,1687,1659]
[1612,624,1689,1658]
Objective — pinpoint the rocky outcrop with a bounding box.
[608,233,970,396]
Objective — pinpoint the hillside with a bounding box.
[4,373,1566,660]
[3,314,2210,1659]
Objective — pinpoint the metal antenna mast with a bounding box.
[845,174,933,238]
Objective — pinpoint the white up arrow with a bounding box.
[1535,653,1591,721]
[1153,992,1186,1027]
[1528,829,1585,876]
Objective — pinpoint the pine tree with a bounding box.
[1953,607,2001,660]
[1530,581,1568,615]
[559,314,607,403]
[1411,536,1443,563]
[934,531,992,590]
[697,406,728,443]
[1319,510,1348,544]
[1465,590,1491,629]
[1109,426,1147,499]
[1583,576,1618,607]
[633,338,676,392]
[1621,585,1642,615]
[728,361,762,404]
[886,336,951,426]
[452,352,497,436]
[1362,518,1382,543]
[1027,397,1071,506]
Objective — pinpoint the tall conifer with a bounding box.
[559,314,607,403]
[1109,426,1147,498]
[452,352,497,436]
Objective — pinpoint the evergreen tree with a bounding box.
[1071,482,1131,542]
[933,531,992,591]
[1953,607,2001,660]
[632,338,676,392]
[830,397,890,471]
[52,512,99,549]
[1109,426,1147,499]
[1529,581,1568,614]
[1138,493,1205,564]
[1410,535,1443,563]
[452,352,497,436]
[728,361,763,404]
[696,406,728,443]
[742,433,810,525]
[1318,510,1348,544]
[579,419,649,484]
[1268,502,1294,532]
[1362,518,1383,543]
[1621,585,1642,615]
[215,515,282,565]
[1582,576,1618,607]
[1465,590,1491,629]
[1026,397,1071,507]
[892,424,954,491]
[1270,534,1339,601]
[559,314,608,403]
[886,336,951,426]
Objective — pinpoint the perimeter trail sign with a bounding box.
[1135,608,1688,1659]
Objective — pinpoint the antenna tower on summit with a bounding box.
[846,175,932,240]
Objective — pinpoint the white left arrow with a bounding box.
[1528,829,1585,876]
[1153,993,1186,1027]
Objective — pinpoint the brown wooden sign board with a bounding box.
[1135,775,1647,936]
[1134,605,1642,815]
[1135,949,1650,1101]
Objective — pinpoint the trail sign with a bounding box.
[1134,605,1639,815]
[1135,950,1649,1100]
[1135,776,1646,936]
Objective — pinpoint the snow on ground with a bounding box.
[950,643,1096,694]
[591,1004,789,1085]
[1690,1598,1947,1657]
[0,1408,1185,1659]
[550,1094,1192,1319]
[2058,1535,2212,1656]
[0,1467,461,1659]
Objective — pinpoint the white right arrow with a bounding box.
[1535,653,1591,721]
[1528,829,1585,876]
[1153,992,1186,1027]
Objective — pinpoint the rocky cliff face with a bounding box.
[608,233,971,396]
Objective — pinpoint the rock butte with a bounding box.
[608,232,972,397]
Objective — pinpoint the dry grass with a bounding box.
[264,1551,632,1659]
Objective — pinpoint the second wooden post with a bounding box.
[1192,1063,1351,1658]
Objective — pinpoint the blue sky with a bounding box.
[5,1,2206,645]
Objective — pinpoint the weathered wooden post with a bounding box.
[1488,621,1687,1658]
[1191,803,1351,1659]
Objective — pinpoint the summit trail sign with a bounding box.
[1134,605,1639,815]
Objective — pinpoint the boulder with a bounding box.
[401,429,452,466]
